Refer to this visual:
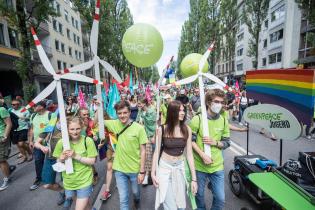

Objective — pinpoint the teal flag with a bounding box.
[74,82,78,96]
[129,71,134,95]
[106,84,120,119]
[101,87,107,110]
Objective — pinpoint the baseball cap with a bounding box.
[93,95,98,100]
[180,89,185,94]
[36,100,47,108]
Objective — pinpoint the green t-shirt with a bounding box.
[53,136,98,190]
[10,107,31,131]
[160,103,168,125]
[189,114,230,173]
[140,107,157,138]
[0,107,10,137]
[31,112,51,142]
[105,120,148,173]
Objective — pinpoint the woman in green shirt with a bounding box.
[53,117,98,210]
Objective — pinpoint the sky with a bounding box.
[126,0,190,75]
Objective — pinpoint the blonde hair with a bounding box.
[67,116,83,128]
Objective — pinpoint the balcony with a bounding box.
[38,21,50,36]
[31,44,53,61]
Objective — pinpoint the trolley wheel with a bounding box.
[228,169,245,197]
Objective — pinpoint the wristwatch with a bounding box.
[139,171,145,175]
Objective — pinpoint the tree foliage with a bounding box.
[0,0,58,101]
[177,0,237,78]
[73,0,134,81]
[295,0,315,25]
[242,0,269,69]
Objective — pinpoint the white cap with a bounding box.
[180,89,185,94]
[163,94,172,99]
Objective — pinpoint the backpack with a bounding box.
[8,110,19,131]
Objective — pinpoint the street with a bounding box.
[0,123,314,210]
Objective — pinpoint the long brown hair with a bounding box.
[165,100,188,139]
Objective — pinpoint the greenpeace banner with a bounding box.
[243,104,301,141]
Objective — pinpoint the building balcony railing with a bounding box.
[31,44,53,61]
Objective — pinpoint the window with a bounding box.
[57,60,62,70]
[55,2,61,15]
[77,37,80,45]
[264,20,268,29]
[53,19,58,31]
[4,0,13,9]
[8,28,18,48]
[71,17,75,27]
[262,58,267,66]
[75,20,78,30]
[268,52,282,64]
[64,10,69,22]
[237,33,244,42]
[78,51,81,60]
[271,5,285,22]
[73,33,76,43]
[69,47,72,56]
[237,63,243,71]
[270,29,283,43]
[0,24,5,45]
[61,43,65,53]
[75,50,78,59]
[63,62,67,69]
[67,28,70,39]
[58,23,63,35]
[237,48,243,56]
[263,39,267,48]
[55,40,60,51]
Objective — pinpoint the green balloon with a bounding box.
[180,53,209,78]
[122,23,163,68]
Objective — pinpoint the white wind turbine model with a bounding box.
[173,42,233,157]
[22,28,106,174]
[64,0,122,140]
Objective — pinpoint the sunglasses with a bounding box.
[11,103,19,106]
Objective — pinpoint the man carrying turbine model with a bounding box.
[189,89,230,210]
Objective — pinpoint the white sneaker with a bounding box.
[0,178,9,191]
[239,122,244,126]
[307,135,312,140]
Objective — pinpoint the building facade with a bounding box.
[0,0,85,98]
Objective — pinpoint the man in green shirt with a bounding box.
[104,100,147,210]
[0,96,14,191]
[189,89,230,210]
[28,100,51,191]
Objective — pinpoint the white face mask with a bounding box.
[210,102,222,114]
[56,122,61,131]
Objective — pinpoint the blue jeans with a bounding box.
[114,171,140,210]
[196,170,225,210]
[34,148,45,181]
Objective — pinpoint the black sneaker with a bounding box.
[133,199,140,210]
[9,165,16,175]
[29,179,41,191]
[57,191,65,205]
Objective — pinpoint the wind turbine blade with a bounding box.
[174,75,198,86]
[21,81,57,112]
[90,0,100,56]
[68,60,95,73]
[31,27,56,76]
[202,73,230,90]
[99,59,122,83]
[61,73,103,85]
[199,42,215,73]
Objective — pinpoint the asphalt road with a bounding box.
[0,123,314,210]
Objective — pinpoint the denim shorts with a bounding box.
[65,185,93,199]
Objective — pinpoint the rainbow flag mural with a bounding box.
[246,69,315,126]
